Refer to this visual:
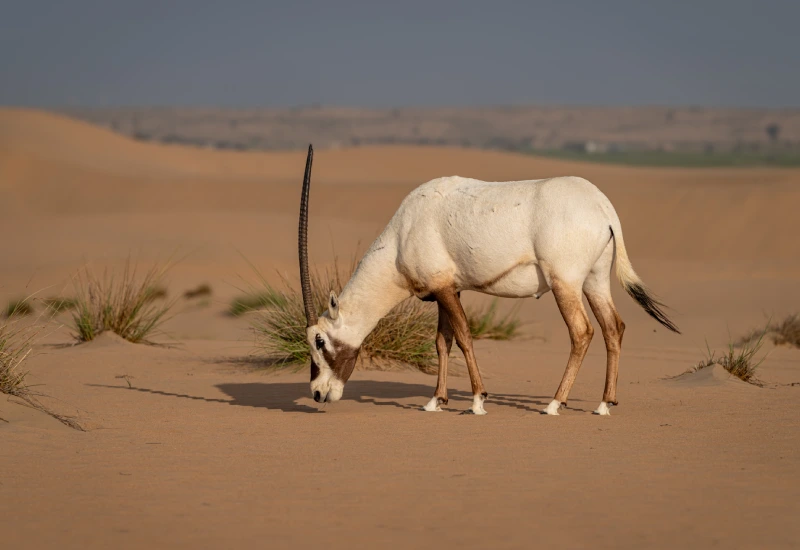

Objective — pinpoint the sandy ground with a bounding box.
[1,109,799,549]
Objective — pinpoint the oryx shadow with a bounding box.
[88,380,554,413]
[215,380,554,413]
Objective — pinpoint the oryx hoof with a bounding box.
[542,399,563,416]
[422,396,443,412]
[460,394,488,415]
[593,402,612,416]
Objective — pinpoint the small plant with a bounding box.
[253,258,439,372]
[71,259,175,344]
[0,319,34,397]
[767,314,800,348]
[144,286,168,302]
[5,298,33,318]
[737,313,800,349]
[467,299,522,340]
[229,290,287,316]
[252,256,525,372]
[0,315,83,430]
[183,284,212,299]
[691,331,767,385]
[42,297,77,313]
[719,333,765,383]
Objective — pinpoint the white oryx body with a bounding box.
[392,175,618,299]
[299,147,679,415]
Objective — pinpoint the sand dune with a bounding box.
[2,108,798,265]
[1,109,799,549]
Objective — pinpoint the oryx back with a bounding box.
[390,175,617,298]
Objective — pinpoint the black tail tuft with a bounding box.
[624,283,681,334]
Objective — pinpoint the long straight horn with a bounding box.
[299,144,317,327]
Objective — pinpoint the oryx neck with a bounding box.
[337,240,410,346]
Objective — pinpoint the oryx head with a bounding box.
[298,145,360,403]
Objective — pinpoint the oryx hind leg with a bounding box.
[543,280,594,416]
[584,243,625,416]
[434,289,488,415]
[423,300,455,412]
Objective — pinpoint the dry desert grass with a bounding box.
[71,260,175,344]
[4,297,33,318]
[253,259,439,372]
[738,313,800,349]
[690,330,769,385]
[251,257,523,372]
[0,312,83,429]
[42,296,77,313]
[467,299,523,341]
[183,283,213,300]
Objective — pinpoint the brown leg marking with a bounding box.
[586,293,625,405]
[433,301,455,405]
[552,281,594,405]
[434,289,487,399]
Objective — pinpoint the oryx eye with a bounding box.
[315,335,325,350]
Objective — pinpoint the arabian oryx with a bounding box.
[299,145,679,416]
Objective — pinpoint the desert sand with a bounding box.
[1,108,799,549]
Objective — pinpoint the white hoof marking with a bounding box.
[543,399,562,416]
[422,396,442,412]
[593,402,611,416]
[465,394,487,415]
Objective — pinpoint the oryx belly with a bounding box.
[462,259,549,298]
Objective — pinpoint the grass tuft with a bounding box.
[42,297,77,313]
[738,314,800,349]
[252,258,439,372]
[252,257,522,373]
[0,318,35,397]
[71,259,175,344]
[0,314,83,430]
[183,284,212,299]
[229,290,287,316]
[769,314,800,347]
[692,331,767,385]
[143,286,168,302]
[5,298,33,318]
[467,299,522,340]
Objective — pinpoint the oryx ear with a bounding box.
[328,291,340,321]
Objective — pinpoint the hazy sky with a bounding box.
[1,1,798,108]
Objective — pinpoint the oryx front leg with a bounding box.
[544,281,594,415]
[434,289,488,415]
[423,302,455,412]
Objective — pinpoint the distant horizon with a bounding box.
[41,103,800,112]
